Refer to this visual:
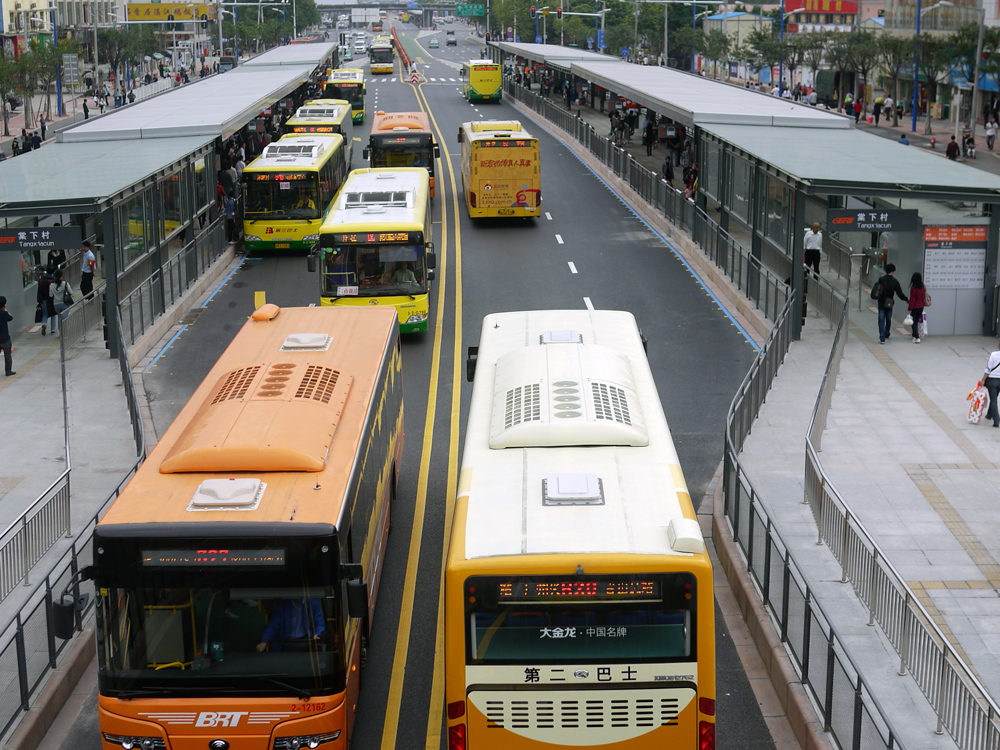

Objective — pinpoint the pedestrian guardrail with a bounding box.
[0,308,143,742]
[119,216,226,346]
[503,80,909,750]
[804,292,1000,749]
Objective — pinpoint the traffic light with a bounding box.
[556,7,562,18]
[485,32,490,41]
[529,5,536,19]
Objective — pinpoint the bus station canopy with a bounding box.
[60,64,315,142]
[568,59,849,129]
[491,41,609,72]
[0,136,213,214]
[241,41,337,67]
[702,124,1000,200]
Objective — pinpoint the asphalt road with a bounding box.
[56,22,773,750]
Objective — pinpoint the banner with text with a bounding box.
[126,4,216,21]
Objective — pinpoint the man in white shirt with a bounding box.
[804,223,823,274]
[884,96,894,124]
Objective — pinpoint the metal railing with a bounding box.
[723,292,905,750]
[804,291,1000,749]
[0,308,144,743]
[119,216,227,346]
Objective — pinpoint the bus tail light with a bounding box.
[699,720,715,750]
[699,697,715,715]
[447,700,466,719]
[448,723,466,750]
[469,191,477,208]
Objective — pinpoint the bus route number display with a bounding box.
[253,173,309,182]
[479,139,531,148]
[331,232,420,244]
[293,125,335,133]
[142,548,286,567]
[498,579,661,602]
[379,135,425,146]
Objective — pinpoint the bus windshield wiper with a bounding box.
[248,675,312,699]
[116,686,226,699]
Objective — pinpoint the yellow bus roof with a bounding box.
[467,119,524,133]
[320,168,429,236]
[369,111,432,135]
[98,305,399,528]
[243,133,344,172]
[329,68,364,82]
[464,60,500,68]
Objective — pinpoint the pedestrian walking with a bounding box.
[873,98,883,126]
[49,269,73,334]
[661,154,674,186]
[79,240,96,298]
[0,294,14,376]
[873,263,907,343]
[643,116,655,156]
[984,346,1000,428]
[45,246,66,273]
[83,100,89,120]
[803,222,823,275]
[36,268,55,335]
[907,272,926,343]
[987,117,997,152]
[39,115,46,141]
[853,99,863,124]
[31,131,41,150]
[947,135,960,160]
[225,191,237,242]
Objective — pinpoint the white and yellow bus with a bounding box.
[445,309,716,750]
[324,68,366,123]
[284,99,354,164]
[242,133,350,252]
[458,119,541,218]
[460,60,502,102]
[313,168,437,333]
[364,110,440,197]
[369,39,394,74]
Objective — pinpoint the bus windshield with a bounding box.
[464,574,696,664]
[320,242,428,297]
[244,173,322,220]
[370,135,434,169]
[325,83,362,108]
[370,47,393,65]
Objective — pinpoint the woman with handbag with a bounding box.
[906,272,927,343]
[49,270,74,336]
[984,346,1000,428]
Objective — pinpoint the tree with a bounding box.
[701,29,730,79]
[825,31,853,104]
[746,25,780,79]
[915,35,948,133]
[877,34,913,126]
[33,37,80,120]
[847,30,879,113]
[13,48,41,130]
[783,34,809,91]
[97,27,133,91]
[802,31,828,97]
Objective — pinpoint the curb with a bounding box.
[4,628,95,750]
[711,473,832,750]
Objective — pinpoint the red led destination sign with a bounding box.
[495,578,661,602]
[142,549,286,567]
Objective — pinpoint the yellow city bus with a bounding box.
[369,40,394,74]
[78,303,404,750]
[312,168,436,333]
[241,133,350,252]
[445,309,716,750]
[364,111,440,197]
[325,68,366,123]
[458,120,541,218]
[460,60,502,102]
[284,99,354,165]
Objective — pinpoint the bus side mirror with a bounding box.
[52,565,94,640]
[426,249,436,280]
[434,145,440,157]
[346,580,369,618]
[457,131,462,143]
[307,253,317,273]
[467,346,478,382]
[362,148,369,160]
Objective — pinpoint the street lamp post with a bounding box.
[778,0,785,96]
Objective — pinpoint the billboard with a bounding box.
[125,4,217,21]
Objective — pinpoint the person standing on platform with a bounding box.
[80,240,96,298]
[803,223,823,274]
[0,296,14,376]
[39,116,46,141]
[984,346,1000,428]
[83,100,89,120]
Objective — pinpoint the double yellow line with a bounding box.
[378,64,464,750]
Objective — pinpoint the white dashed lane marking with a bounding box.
[583,297,594,310]
[568,262,578,274]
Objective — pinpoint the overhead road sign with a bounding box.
[457,3,484,15]
[125,3,215,21]
[0,226,82,253]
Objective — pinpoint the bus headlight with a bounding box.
[405,313,428,324]
[245,235,262,242]
[303,234,320,242]
[101,734,165,750]
[273,731,341,749]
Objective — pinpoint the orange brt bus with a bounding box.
[71,305,404,750]
[364,111,441,197]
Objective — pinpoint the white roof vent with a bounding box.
[281,333,331,351]
[187,478,266,512]
[542,473,604,506]
[540,330,583,345]
[667,518,704,554]
[489,343,648,448]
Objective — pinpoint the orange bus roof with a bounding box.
[370,111,432,135]
[98,305,399,529]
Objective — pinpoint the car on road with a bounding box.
[354,40,366,54]
[428,38,439,48]
[446,30,456,45]
[343,47,353,61]
[4,93,21,110]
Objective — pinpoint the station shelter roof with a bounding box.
[568,59,850,129]
[703,124,1000,200]
[0,136,214,214]
[491,41,609,72]
[60,64,314,143]
[240,41,337,67]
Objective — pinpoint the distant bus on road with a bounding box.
[364,111,440,197]
[325,68,366,123]
[461,60,502,102]
[285,99,354,164]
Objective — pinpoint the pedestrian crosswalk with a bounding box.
[379,77,458,83]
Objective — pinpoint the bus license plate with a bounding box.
[275,243,290,249]
[498,208,515,215]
